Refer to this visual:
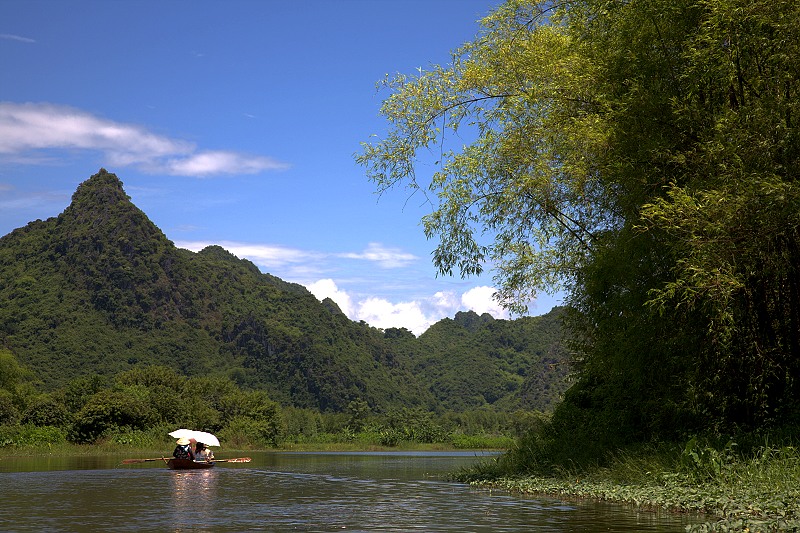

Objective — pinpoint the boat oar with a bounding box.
[214,457,251,463]
[121,457,167,464]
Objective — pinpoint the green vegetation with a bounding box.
[359,0,800,529]
[414,309,568,412]
[4,0,799,528]
[0,357,527,452]
[456,437,800,532]
[0,170,567,422]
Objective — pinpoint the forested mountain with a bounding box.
[0,170,567,414]
[396,309,569,412]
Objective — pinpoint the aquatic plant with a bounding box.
[459,441,800,532]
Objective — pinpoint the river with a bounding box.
[0,451,700,532]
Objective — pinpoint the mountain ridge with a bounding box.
[0,170,570,413]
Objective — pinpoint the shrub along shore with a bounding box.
[454,439,800,533]
[0,422,513,457]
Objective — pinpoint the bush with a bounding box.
[282,407,324,440]
[387,407,447,443]
[110,427,165,447]
[69,390,155,444]
[0,424,67,447]
[378,428,402,447]
[21,394,72,428]
[451,433,514,449]
[219,415,282,448]
[0,390,18,425]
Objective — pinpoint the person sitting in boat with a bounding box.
[172,437,195,460]
[194,442,214,462]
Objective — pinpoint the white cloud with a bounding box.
[340,242,417,268]
[0,102,288,177]
[164,150,288,177]
[432,290,459,312]
[0,102,189,156]
[356,297,432,335]
[176,240,321,269]
[461,285,510,318]
[307,279,354,317]
[304,279,507,336]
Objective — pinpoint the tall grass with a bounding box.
[455,433,800,532]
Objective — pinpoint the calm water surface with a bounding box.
[0,451,700,532]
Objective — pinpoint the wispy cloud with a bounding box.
[178,239,417,272]
[340,242,418,268]
[175,240,322,269]
[0,188,70,211]
[165,151,286,176]
[0,33,35,43]
[0,102,289,177]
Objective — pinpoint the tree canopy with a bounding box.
[358,0,800,446]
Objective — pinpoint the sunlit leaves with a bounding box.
[361,0,800,444]
[358,1,613,313]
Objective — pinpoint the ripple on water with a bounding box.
[0,453,700,532]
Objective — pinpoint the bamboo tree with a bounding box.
[359,0,800,447]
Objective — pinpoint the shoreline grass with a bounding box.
[454,443,800,533]
[0,423,511,458]
[0,440,504,459]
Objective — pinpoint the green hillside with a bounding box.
[0,170,568,414]
[409,309,570,412]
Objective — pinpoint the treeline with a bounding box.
[0,350,541,450]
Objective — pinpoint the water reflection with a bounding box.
[167,470,218,532]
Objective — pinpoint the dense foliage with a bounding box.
[460,439,800,532]
[358,0,800,465]
[0,170,567,426]
[0,352,537,450]
[411,309,569,412]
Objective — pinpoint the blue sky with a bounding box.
[0,0,562,335]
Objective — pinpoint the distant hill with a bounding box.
[0,170,570,413]
[399,309,570,412]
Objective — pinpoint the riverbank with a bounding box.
[0,440,504,458]
[0,422,513,457]
[456,444,800,533]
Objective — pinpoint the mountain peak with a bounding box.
[68,168,129,212]
[453,310,495,332]
[53,171,170,293]
[58,169,163,242]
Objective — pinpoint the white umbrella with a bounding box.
[169,429,221,447]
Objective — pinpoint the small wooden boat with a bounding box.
[122,457,249,467]
[166,458,215,470]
